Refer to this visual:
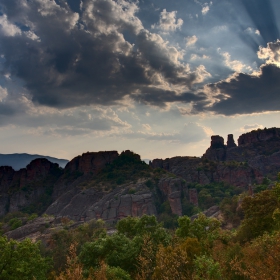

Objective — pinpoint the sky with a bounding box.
[0,0,280,161]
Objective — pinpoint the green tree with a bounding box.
[80,233,140,273]
[237,188,279,242]
[176,214,221,242]
[0,236,51,280]
[80,216,170,275]
[116,215,170,245]
[194,255,222,280]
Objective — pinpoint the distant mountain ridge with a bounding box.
[0,153,69,170]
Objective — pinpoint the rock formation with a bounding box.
[0,159,62,216]
[65,151,119,175]
[1,127,280,227]
[238,127,280,145]
[158,177,184,216]
[151,127,280,187]
[46,180,157,222]
[227,134,237,148]
[211,135,226,149]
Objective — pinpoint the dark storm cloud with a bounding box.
[133,88,205,108]
[0,0,204,109]
[200,64,280,115]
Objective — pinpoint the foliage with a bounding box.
[193,255,222,280]
[80,232,141,273]
[0,236,51,280]
[152,243,190,280]
[231,232,280,280]
[85,151,152,190]
[187,182,242,211]
[116,215,170,245]
[220,196,243,227]
[236,188,280,242]
[8,217,22,230]
[176,214,221,243]
[27,213,38,221]
[80,216,170,275]
[48,219,106,271]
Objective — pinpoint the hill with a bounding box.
[0,153,69,170]
[0,127,280,231]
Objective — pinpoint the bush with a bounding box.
[8,218,22,230]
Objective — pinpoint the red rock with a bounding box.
[158,177,183,216]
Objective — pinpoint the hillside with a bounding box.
[0,127,279,234]
[1,127,280,279]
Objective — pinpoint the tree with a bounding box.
[116,215,170,245]
[193,255,222,280]
[237,189,279,242]
[0,236,51,280]
[231,232,280,280]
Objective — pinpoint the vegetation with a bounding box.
[1,155,280,280]
[79,151,154,191]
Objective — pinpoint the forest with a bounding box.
[1,173,280,280]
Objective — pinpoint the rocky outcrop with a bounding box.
[0,159,62,216]
[65,151,119,175]
[203,136,226,161]
[211,136,226,149]
[227,134,237,148]
[149,156,261,187]
[150,128,280,192]
[158,177,184,216]
[1,128,280,226]
[238,127,280,146]
[5,216,55,240]
[46,180,157,222]
[51,151,120,201]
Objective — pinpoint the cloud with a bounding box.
[218,49,251,72]
[258,39,280,65]
[201,5,210,15]
[0,86,8,102]
[0,85,130,135]
[240,124,264,132]
[142,123,151,131]
[186,35,198,47]
[200,63,280,115]
[0,0,205,110]
[123,122,209,143]
[151,9,183,32]
[0,14,21,36]
[194,0,212,15]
